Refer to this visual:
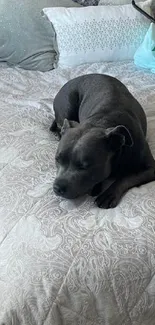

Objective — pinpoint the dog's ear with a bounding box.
[61,118,79,136]
[105,125,133,150]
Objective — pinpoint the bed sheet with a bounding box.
[0,61,155,325]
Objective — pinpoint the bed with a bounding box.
[0,60,155,325]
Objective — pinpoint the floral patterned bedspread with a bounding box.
[0,61,155,325]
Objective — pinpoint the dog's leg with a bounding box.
[95,166,155,209]
[96,139,155,209]
[50,119,57,132]
[90,178,115,197]
[50,119,61,139]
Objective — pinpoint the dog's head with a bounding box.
[53,119,133,199]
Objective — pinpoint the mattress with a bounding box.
[0,60,155,325]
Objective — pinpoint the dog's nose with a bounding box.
[53,183,67,196]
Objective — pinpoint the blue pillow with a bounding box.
[134,23,155,73]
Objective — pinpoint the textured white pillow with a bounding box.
[43,1,152,68]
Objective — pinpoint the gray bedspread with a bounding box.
[0,61,155,325]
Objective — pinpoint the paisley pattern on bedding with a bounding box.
[0,61,155,324]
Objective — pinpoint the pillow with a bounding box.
[0,0,81,72]
[134,23,155,72]
[72,0,99,5]
[43,1,152,69]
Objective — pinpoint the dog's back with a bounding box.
[53,73,147,136]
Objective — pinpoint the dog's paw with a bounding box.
[95,187,121,209]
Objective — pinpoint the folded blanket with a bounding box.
[134,23,155,73]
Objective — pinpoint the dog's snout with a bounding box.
[53,181,67,196]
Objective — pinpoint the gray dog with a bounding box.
[50,74,155,209]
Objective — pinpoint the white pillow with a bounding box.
[43,1,152,68]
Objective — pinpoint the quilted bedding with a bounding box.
[0,61,155,325]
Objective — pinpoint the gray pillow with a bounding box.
[72,0,99,5]
[0,0,81,71]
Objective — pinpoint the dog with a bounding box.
[50,73,155,209]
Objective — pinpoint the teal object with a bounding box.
[134,23,155,73]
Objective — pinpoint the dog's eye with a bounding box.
[75,162,89,170]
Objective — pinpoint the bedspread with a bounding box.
[0,61,155,325]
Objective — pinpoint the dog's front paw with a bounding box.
[95,186,121,209]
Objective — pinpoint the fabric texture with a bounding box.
[0,60,155,324]
[43,1,151,68]
[134,22,155,72]
[98,0,155,17]
[98,0,145,4]
[0,0,81,72]
[72,0,99,5]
